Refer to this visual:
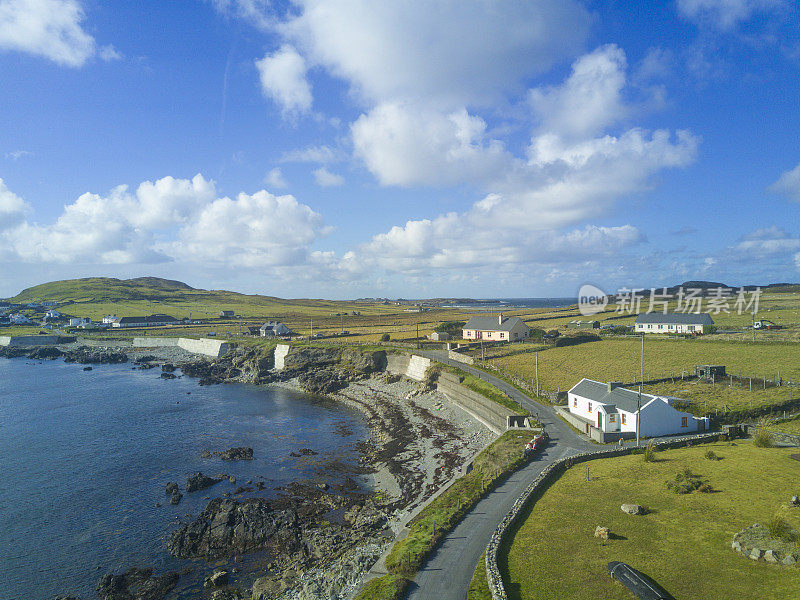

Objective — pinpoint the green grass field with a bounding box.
[502,441,800,600]
[489,338,800,393]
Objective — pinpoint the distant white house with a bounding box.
[462,314,530,342]
[634,312,714,334]
[260,321,292,337]
[567,378,709,437]
[429,331,452,341]
[219,310,234,318]
[69,317,90,327]
[102,314,119,325]
[112,314,180,328]
[45,310,62,319]
[10,313,33,324]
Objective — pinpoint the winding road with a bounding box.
[404,350,596,600]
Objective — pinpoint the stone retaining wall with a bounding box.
[448,350,475,365]
[436,373,516,434]
[274,344,290,370]
[742,424,800,446]
[132,337,231,358]
[0,335,61,346]
[484,432,722,600]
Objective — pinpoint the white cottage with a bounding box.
[634,312,714,334]
[567,378,709,438]
[462,314,530,342]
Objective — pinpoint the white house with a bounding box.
[429,331,451,341]
[112,314,180,328]
[102,314,119,324]
[567,378,709,438]
[45,310,62,319]
[462,315,530,342]
[634,312,714,334]
[69,317,90,327]
[260,321,292,337]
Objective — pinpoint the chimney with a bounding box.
[607,381,622,392]
[498,313,503,325]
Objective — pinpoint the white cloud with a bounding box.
[313,167,343,187]
[677,0,783,30]
[735,226,800,255]
[4,149,32,160]
[352,103,511,187]
[171,190,325,267]
[0,175,328,268]
[529,44,628,138]
[0,0,118,67]
[210,0,273,30]
[0,178,31,230]
[281,144,341,164]
[768,161,800,202]
[264,167,288,188]
[282,0,591,107]
[255,45,312,117]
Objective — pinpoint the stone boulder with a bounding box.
[28,346,64,360]
[594,526,610,540]
[165,482,179,496]
[215,447,254,461]
[96,567,178,600]
[204,570,229,588]
[186,472,222,493]
[621,504,644,515]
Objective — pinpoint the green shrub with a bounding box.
[643,440,658,462]
[718,433,728,443]
[753,428,774,447]
[666,468,708,494]
[380,333,390,342]
[766,517,798,542]
[704,450,719,461]
[353,574,409,600]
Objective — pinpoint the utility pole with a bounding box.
[637,333,643,447]
[310,318,313,339]
[416,322,420,349]
[752,311,756,342]
[341,313,344,334]
[535,351,539,396]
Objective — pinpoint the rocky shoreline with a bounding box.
[3,343,493,600]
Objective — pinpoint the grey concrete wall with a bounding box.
[437,378,517,434]
[386,354,412,377]
[448,350,475,365]
[132,337,230,358]
[274,344,291,370]
[0,335,61,347]
[406,355,431,381]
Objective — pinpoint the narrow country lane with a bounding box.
[402,350,596,600]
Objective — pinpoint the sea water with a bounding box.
[0,357,367,599]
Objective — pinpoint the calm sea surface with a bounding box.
[0,357,367,600]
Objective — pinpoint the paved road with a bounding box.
[405,351,596,600]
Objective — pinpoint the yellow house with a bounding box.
[462,314,530,342]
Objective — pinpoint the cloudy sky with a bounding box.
[1,0,799,298]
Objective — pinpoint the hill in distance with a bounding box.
[9,277,204,303]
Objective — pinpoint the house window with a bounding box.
[573,398,577,408]
[500,333,505,338]
[587,402,592,413]
[609,414,615,423]
[658,324,663,329]
[648,324,652,329]
[681,417,688,427]
[621,413,626,425]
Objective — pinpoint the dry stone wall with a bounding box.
[484,432,722,600]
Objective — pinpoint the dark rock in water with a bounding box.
[97,567,179,600]
[134,355,158,364]
[204,569,229,588]
[298,448,317,456]
[214,447,254,461]
[211,588,246,600]
[233,486,253,495]
[200,450,212,459]
[28,346,63,360]
[161,363,176,373]
[0,346,32,358]
[165,482,179,496]
[255,481,265,491]
[186,472,222,493]
[63,346,128,365]
[170,491,183,505]
[289,452,301,458]
[160,372,177,380]
[168,497,302,559]
[55,596,82,600]
[83,366,93,371]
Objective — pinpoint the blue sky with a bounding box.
[1,0,799,299]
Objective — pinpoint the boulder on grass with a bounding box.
[620,504,644,515]
[594,526,610,540]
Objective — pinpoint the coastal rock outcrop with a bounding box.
[63,347,128,364]
[96,567,178,600]
[28,346,64,360]
[214,447,254,461]
[186,472,222,493]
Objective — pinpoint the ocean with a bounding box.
[0,357,367,599]
[438,297,575,309]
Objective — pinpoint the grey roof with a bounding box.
[118,314,178,324]
[463,315,529,332]
[569,378,655,413]
[634,312,714,325]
